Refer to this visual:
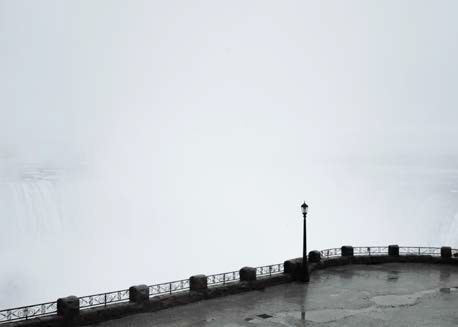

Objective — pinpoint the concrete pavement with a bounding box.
[98,263,458,326]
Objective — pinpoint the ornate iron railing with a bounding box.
[2,247,457,324]
[0,262,283,324]
[0,301,56,323]
[319,246,451,259]
[399,247,441,256]
[149,279,190,296]
[207,271,240,286]
[79,289,130,309]
[320,247,342,258]
[353,246,389,256]
[256,263,284,277]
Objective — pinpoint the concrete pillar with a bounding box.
[239,267,256,282]
[388,245,399,256]
[283,258,302,280]
[308,250,321,263]
[284,259,297,274]
[190,275,207,292]
[57,296,79,319]
[129,285,149,304]
[341,246,354,257]
[441,246,452,259]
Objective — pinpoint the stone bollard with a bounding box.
[239,267,256,282]
[283,258,302,280]
[190,275,208,292]
[57,296,79,323]
[441,246,452,259]
[129,285,149,304]
[341,246,354,257]
[284,259,298,274]
[388,245,400,256]
[308,250,321,263]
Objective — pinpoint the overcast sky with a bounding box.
[1,0,458,307]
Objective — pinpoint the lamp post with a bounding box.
[301,201,310,282]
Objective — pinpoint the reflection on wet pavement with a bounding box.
[99,263,458,327]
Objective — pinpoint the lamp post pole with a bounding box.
[301,202,310,282]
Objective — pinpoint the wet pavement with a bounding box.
[99,263,458,326]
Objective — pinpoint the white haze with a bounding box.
[1,0,458,308]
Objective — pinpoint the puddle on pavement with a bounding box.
[373,287,458,307]
[387,270,399,281]
[273,286,458,323]
[371,291,429,307]
[276,307,373,323]
[256,314,273,319]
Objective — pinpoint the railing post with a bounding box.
[57,296,79,326]
[129,285,149,304]
[240,267,256,282]
[388,245,399,256]
[190,275,208,293]
[308,250,321,263]
[441,246,452,259]
[341,246,354,257]
[284,258,302,280]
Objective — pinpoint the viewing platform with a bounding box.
[2,246,458,326]
[100,263,458,327]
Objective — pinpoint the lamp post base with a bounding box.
[301,262,310,283]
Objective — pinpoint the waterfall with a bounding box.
[0,165,63,245]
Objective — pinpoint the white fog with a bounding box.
[1,0,458,309]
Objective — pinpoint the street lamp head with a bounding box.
[301,201,308,216]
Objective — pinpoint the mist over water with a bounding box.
[2,154,458,308]
[2,0,458,309]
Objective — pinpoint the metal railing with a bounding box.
[399,247,441,256]
[320,247,342,258]
[353,246,389,256]
[207,271,240,287]
[256,263,284,277]
[319,246,454,259]
[79,289,130,309]
[149,279,190,296]
[0,301,57,323]
[0,262,283,324]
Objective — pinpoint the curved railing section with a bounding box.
[319,246,458,259]
[0,263,283,324]
[1,246,457,324]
